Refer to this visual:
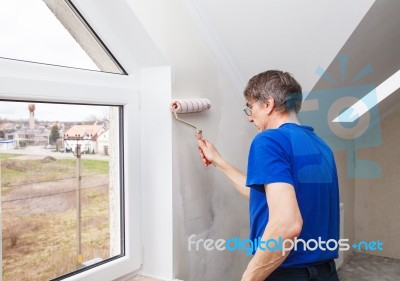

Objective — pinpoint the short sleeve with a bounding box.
[246,131,293,189]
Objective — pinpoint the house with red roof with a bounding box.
[64,124,105,154]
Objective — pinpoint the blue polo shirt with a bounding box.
[246,123,339,268]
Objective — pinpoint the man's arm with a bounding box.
[241,182,303,281]
[198,137,249,199]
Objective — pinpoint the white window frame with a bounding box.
[0,58,141,281]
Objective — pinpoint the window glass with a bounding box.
[0,101,124,280]
[0,0,125,74]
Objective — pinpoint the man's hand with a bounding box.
[196,135,249,199]
[197,135,222,167]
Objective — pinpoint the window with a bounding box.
[0,59,140,280]
[1,101,124,280]
[0,0,125,74]
[0,0,140,279]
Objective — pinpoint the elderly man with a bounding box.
[198,70,340,281]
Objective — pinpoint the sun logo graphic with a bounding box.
[298,53,385,179]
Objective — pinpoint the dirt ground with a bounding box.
[2,174,109,214]
[1,152,112,281]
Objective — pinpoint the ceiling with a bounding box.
[312,0,400,120]
[72,0,399,119]
[181,0,376,91]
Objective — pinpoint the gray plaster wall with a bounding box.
[334,151,355,263]
[332,101,400,262]
[172,89,254,281]
[128,1,254,280]
[354,106,400,259]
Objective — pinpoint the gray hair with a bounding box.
[243,70,303,113]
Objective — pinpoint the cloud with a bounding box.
[0,101,109,122]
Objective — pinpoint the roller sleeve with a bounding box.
[171,98,211,113]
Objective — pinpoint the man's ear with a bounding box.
[265,96,275,115]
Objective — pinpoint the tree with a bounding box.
[49,125,60,145]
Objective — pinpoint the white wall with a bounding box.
[139,66,174,280]
[128,1,254,280]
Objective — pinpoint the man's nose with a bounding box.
[248,115,254,122]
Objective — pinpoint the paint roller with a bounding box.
[170,98,211,135]
[171,98,212,165]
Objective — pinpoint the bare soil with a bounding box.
[1,154,113,281]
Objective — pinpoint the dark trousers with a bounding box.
[266,260,340,281]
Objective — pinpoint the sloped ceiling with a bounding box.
[182,0,376,91]
[74,0,377,91]
[74,0,400,118]
[313,0,400,119]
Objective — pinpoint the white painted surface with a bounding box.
[71,0,168,74]
[186,0,376,92]
[139,67,174,280]
[334,69,400,122]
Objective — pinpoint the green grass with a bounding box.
[56,159,75,166]
[1,158,109,190]
[1,159,70,188]
[1,169,25,189]
[82,159,109,175]
[56,159,109,175]
[0,153,23,160]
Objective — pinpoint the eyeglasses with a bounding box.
[243,100,258,116]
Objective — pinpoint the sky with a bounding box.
[0,0,107,121]
[0,0,99,70]
[0,101,109,122]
